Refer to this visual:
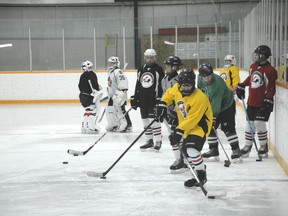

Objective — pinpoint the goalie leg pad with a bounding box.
[115,105,128,132]
[105,104,117,131]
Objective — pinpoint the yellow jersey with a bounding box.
[161,83,213,139]
[219,65,240,92]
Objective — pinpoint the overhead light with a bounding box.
[0,43,12,48]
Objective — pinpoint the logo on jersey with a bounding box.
[251,71,263,89]
[220,73,227,81]
[177,100,187,119]
[140,72,154,88]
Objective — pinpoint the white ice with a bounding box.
[0,104,288,216]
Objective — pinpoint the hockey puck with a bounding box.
[100,176,106,179]
[62,161,68,164]
[207,196,215,199]
[73,154,78,156]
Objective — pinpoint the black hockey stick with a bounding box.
[67,107,132,156]
[179,146,227,199]
[241,99,262,161]
[87,118,157,179]
[212,127,231,167]
[163,119,226,198]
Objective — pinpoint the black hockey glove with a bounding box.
[155,101,167,123]
[130,95,139,110]
[169,129,184,146]
[236,84,245,100]
[262,98,274,113]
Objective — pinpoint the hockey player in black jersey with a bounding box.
[78,60,103,134]
[130,48,165,151]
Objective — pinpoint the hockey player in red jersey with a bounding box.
[236,45,277,157]
[130,48,165,151]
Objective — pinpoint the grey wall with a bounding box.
[0,1,257,71]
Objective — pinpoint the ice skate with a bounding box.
[154,141,162,151]
[140,139,154,150]
[240,145,252,158]
[184,168,207,188]
[258,143,268,158]
[202,148,220,161]
[120,124,132,133]
[231,148,243,163]
[170,158,188,173]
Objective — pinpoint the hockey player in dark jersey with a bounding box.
[130,48,165,151]
[78,60,103,134]
[197,63,242,162]
[236,45,277,158]
[162,56,187,172]
[156,69,213,187]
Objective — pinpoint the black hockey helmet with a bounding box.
[198,63,213,77]
[164,56,183,67]
[177,69,196,96]
[254,45,271,61]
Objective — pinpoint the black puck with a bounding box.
[73,154,78,156]
[62,161,68,164]
[100,176,106,179]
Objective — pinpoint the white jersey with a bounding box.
[107,67,129,97]
[161,73,179,93]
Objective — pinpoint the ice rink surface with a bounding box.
[0,103,288,216]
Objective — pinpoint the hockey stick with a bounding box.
[163,119,226,199]
[67,107,133,156]
[97,107,106,123]
[87,118,157,179]
[241,99,262,161]
[212,127,231,167]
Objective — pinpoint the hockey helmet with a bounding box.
[164,56,183,67]
[224,54,236,66]
[253,45,271,63]
[177,68,196,96]
[144,48,157,57]
[199,63,214,85]
[81,60,93,71]
[108,56,120,68]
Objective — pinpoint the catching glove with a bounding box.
[169,129,184,146]
[236,84,245,100]
[155,101,167,123]
[262,98,274,113]
[130,95,139,110]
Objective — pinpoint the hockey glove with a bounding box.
[262,98,274,113]
[169,129,184,146]
[130,95,139,110]
[236,84,245,100]
[155,101,167,123]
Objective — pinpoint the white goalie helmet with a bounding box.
[81,60,94,71]
[108,56,120,68]
[224,55,236,66]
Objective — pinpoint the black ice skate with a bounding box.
[202,148,220,161]
[231,148,243,163]
[170,158,188,173]
[140,139,154,150]
[120,124,132,133]
[154,141,162,151]
[258,143,268,158]
[184,168,207,188]
[240,145,252,158]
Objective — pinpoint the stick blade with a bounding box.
[87,171,104,178]
[67,149,84,156]
[207,190,227,199]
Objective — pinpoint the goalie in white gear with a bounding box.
[79,60,103,134]
[106,56,132,132]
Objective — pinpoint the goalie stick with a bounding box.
[241,99,262,162]
[67,107,133,156]
[163,119,227,199]
[212,127,231,167]
[87,118,157,179]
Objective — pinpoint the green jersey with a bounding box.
[197,74,234,116]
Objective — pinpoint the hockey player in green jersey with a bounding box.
[197,63,242,162]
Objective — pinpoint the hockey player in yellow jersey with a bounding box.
[156,69,213,188]
[219,55,240,100]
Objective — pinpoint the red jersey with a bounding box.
[240,62,277,107]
